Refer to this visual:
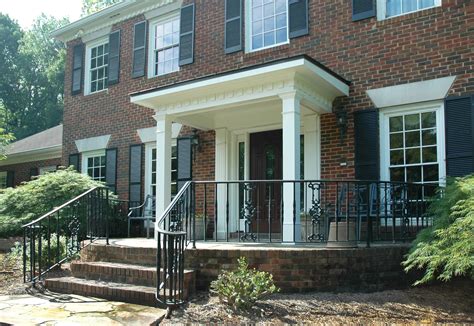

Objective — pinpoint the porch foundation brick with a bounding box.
[80,243,416,293]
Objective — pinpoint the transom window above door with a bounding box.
[88,41,109,94]
[248,0,289,51]
[384,107,444,187]
[149,15,180,77]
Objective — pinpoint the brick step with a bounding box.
[45,276,190,307]
[70,261,195,290]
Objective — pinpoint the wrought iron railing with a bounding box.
[22,187,114,284]
[188,180,438,245]
[156,181,195,307]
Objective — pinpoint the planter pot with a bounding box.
[187,219,205,241]
[326,221,357,248]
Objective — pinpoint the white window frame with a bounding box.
[39,166,57,175]
[0,171,7,189]
[144,141,178,199]
[81,149,106,181]
[379,101,446,185]
[84,37,109,95]
[147,12,180,79]
[245,0,290,53]
[376,0,442,20]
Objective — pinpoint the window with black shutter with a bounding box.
[129,144,143,205]
[106,148,118,193]
[6,171,14,188]
[289,0,308,38]
[108,30,121,85]
[225,0,242,53]
[179,3,195,66]
[445,96,474,177]
[132,21,147,78]
[177,137,193,191]
[69,153,81,172]
[354,109,380,181]
[71,44,84,95]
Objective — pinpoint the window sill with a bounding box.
[84,88,108,97]
[245,41,290,54]
[147,69,180,80]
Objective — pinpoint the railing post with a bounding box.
[105,188,110,245]
[366,182,372,248]
[192,183,196,249]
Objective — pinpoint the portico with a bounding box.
[130,56,350,242]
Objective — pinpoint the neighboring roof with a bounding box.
[51,0,177,43]
[7,125,63,156]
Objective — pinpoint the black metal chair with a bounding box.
[128,195,156,239]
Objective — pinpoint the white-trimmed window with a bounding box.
[378,0,441,19]
[145,144,178,198]
[247,0,289,52]
[148,14,180,77]
[85,39,109,94]
[0,172,7,189]
[381,102,445,189]
[82,150,106,181]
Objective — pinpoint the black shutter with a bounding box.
[289,0,308,39]
[129,144,143,205]
[354,109,380,180]
[106,148,118,193]
[6,171,14,188]
[225,0,242,53]
[108,30,121,85]
[179,3,195,66]
[30,167,39,179]
[177,137,193,190]
[132,21,147,78]
[445,96,474,177]
[352,0,376,21]
[71,44,84,95]
[69,153,81,172]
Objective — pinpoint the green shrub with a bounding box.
[403,175,474,284]
[0,167,105,238]
[210,257,279,310]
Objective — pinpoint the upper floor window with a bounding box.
[149,15,180,77]
[379,0,441,19]
[248,0,289,52]
[85,39,109,94]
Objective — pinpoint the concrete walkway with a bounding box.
[0,292,166,325]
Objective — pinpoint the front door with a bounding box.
[250,130,282,234]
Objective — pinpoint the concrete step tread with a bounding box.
[72,261,195,274]
[47,276,157,293]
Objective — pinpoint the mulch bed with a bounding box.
[163,280,474,325]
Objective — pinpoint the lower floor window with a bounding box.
[0,172,7,189]
[148,145,178,198]
[82,151,106,182]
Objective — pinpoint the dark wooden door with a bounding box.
[250,130,282,234]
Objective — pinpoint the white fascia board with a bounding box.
[75,135,111,153]
[0,145,62,167]
[367,76,456,108]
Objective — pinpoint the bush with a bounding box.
[0,168,105,238]
[403,175,474,284]
[210,257,279,310]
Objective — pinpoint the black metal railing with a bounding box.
[187,180,438,245]
[22,187,114,284]
[156,181,194,307]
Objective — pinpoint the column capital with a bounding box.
[278,90,303,102]
[153,112,174,123]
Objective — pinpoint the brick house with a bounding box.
[0,125,62,189]
[49,0,473,243]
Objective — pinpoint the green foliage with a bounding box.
[0,128,14,160]
[82,0,120,15]
[0,14,67,140]
[1,241,23,271]
[403,175,474,284]
[0,168,105,237]
[210,257,279,310]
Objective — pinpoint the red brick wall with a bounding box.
[62,0,473,199]
[0,158,62,187]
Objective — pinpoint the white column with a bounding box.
[280,91,301,243]
[215,128,228,240]
[303,114,321,215]
[155,113,172,231]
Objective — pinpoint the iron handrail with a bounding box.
[156,181,191,236]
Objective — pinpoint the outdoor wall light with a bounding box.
[335,109,348,145]
[191,129,202,159]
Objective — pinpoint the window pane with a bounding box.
[253,21,263,34]
[406,166,421,183]
[390,167,405,182]
[275,0,286,13]
[390,133,403,149]
[421,111,436,128]
[164,34,173,47]
[405,131,420,147]
[252,34,263,49]
[402,0,416,13]
[387,0,401,16]
[252,6,262,20]
[156,37,163,49]
[419,0,434,8]
[264,31,275,46]
[405,114,420,130]
[390,150,404,165]
[422,147,437,163]
[423,164,438,182]
[422,129,436,145]
[264,17,274,32]
[406,148,421,164]
[276,28,287,44]
[263,2,274,17]
[172,19,180,33]
[389,116,403,132]
[253,0,262,6]
[276,13,286,28]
